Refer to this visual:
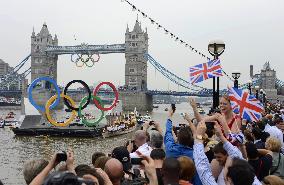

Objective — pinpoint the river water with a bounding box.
[0,99,210,185]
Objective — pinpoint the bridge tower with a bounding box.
[31,23,58,82]
[30,23,61,111]
[120,19,153,111]
[125,19,148,91]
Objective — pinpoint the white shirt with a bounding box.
[217,168,226,185]
[265,124,284,151]
[130,143,153,158]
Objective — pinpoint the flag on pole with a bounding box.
[189,59,223,84]
[228,87,264,122]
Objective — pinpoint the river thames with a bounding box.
[0,99,210,185]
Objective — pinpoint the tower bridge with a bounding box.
[1,20,284,111]
[28,20,151,111]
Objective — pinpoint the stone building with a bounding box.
[251,62,284,104]
[125,18,148,91]
[0,59,12,76]
[31,23,58,86]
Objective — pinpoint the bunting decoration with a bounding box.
[121,0,234,82]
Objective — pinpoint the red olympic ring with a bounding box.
[93,82,119,111]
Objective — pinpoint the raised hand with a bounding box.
[195,120,207,137]
[168,107,174,118]
[48,153,60,169]
[184,113,191,121]
[188,97,197,108]
[215,113,226,126]
[141,155,158,184]
[214,123,223,137]
[66,148,75,173]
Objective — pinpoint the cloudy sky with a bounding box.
[0,0,283,90]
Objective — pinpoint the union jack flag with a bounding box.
[228,87,264,122]
[189,59,223,84]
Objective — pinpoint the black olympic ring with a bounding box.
[63,80,91,111]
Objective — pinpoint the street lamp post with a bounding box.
[263,92,266,106]
[208,40,225,109]
[260,89,266,105]
[232,70,241,89]
[247,80,252,94]
[255,86,259,100]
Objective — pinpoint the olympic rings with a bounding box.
[28,76,61,112]
[28,77,119,127]
[63,80,91,112]
[45,93,77,127]
[78,95,105,127]
[93,82,119,111]
[70,53,100,68]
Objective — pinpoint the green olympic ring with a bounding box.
[78,95,105,127]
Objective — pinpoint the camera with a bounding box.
[205,122,215,130]
[43,171,95,185]
[126,140,134,147]
[131,158,143,165]
[149,121,154,126]
[56,151,67,162]
[171,104,176,113]
[211,108,221,114]
[173,126,181,136]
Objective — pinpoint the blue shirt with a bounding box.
[164,119,202,185]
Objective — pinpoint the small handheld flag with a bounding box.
[189,59,223,84]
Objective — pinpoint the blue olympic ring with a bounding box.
[28,76,61,112]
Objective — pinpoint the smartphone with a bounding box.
[171,104,176,113]
[131,158,143,165]
[56,151,67,162]
[173,126,180,136]
[213,108,221,114]
[205,122,215,130]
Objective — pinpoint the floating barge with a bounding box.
[12,115,103,138]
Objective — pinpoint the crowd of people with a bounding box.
[5,96,284,185]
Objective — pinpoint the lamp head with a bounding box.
[232,70,241,79]
[248,79,252,85]
[208,40,225,57]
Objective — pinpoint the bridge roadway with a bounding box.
[0,89,214,98]
[45,44,126,55]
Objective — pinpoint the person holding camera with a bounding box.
[29,148,75,185]
[205,95,242,135]
[127,130,153,158]
[142,120,164,149]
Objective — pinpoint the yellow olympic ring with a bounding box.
[45,93,77,127]
[75,57,85,67]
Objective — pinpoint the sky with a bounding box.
[0,0,284,91]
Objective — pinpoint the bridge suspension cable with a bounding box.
[1,55,31,80]
[145,53,207,92]
[276,78,284,87]
[0,55,31,90]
